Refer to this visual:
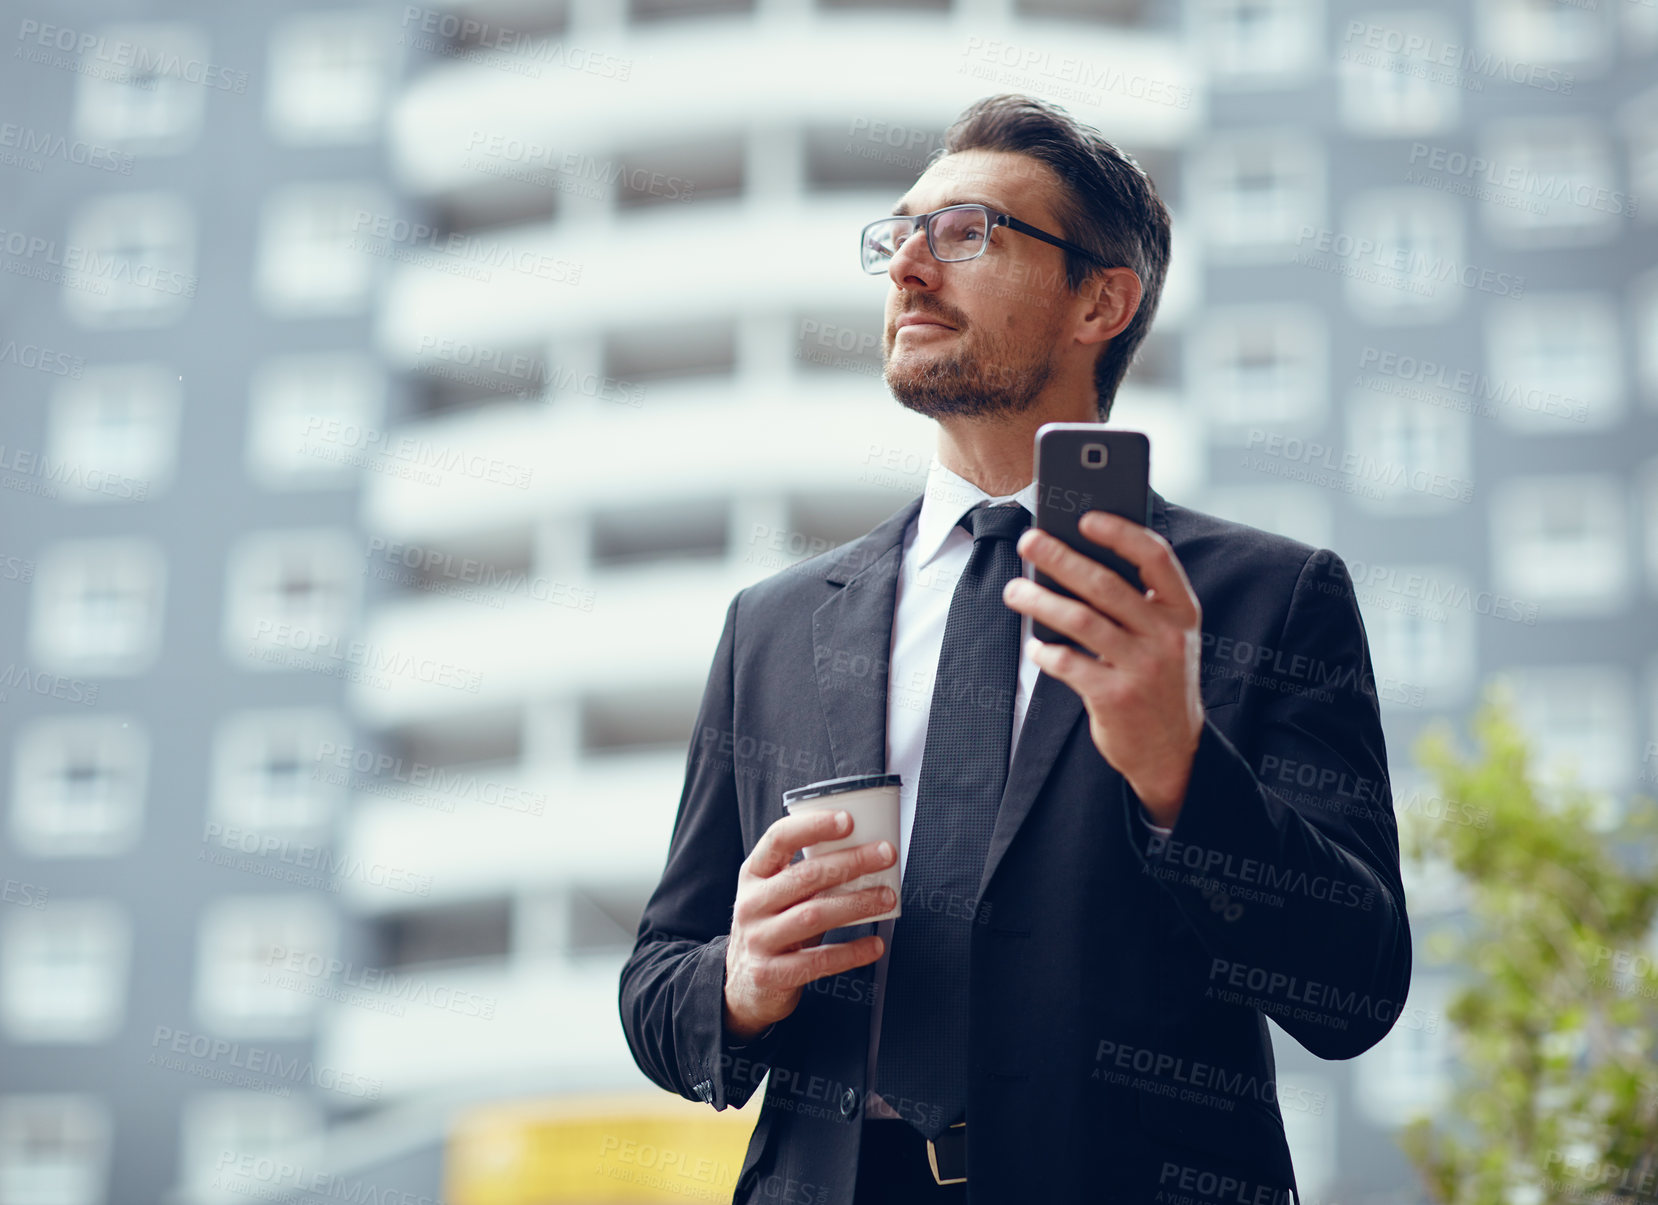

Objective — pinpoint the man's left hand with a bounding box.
[1002,510,1204,828]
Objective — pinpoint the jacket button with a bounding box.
[839,1087,857,1117]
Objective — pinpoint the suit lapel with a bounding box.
[813,495,923,779]
[812,486,1175,901]
[977,486,1173,896]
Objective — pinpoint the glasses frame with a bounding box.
[860,203,1114,275]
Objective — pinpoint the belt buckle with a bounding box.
[925,1121,967,1186]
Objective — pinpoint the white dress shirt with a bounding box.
[723,457,1172,1113]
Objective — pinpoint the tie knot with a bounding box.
[959,501,1031,544]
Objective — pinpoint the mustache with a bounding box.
[892,301,965,329]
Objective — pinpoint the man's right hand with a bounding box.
[722,808,898,1041]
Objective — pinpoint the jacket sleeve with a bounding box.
[1120,547,1412,1058]
[617,589,782,1110]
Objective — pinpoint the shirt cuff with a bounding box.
[1136,807,1172,839]
[725,1020,776,1050]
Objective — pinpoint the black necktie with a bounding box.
[876,500,1031,1139]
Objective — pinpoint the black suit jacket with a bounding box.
[619,488,1412,1205]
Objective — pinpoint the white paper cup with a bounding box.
[782,773,902,922]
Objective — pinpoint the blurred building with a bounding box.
[1,0,1654,1203]
[0,7,406,1205]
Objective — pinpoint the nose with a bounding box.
[886,220,941,293]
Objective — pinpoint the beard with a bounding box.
[883,310,1059,421]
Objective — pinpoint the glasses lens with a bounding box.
[930,206,988,262]
[861,218,912,273]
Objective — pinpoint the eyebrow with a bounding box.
[891,196,1002,217]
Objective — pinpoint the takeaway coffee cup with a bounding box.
[781,773,902,922]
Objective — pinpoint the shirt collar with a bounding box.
[912,456,1039,572]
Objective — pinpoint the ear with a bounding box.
[1073,267,1143,347]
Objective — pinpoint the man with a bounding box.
[619,93,1411,1205]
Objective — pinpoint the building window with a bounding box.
[1277,1071,1337,1199]
[1197,485,1333,550]
[1193,133,1324,253]
[247,353,384,488]
[1392,770,1471,916]
[1628,100,1658,227]
[1338,10,1459,134]
[0,904,130,1043]
[29,539,166,676]
[222,529,359,668]
[1504,665,1635,815]
[1485,292,1620,430]
[1354,974,1451,1126]
[1341,190,1461,322]
[1197,0,1321,84]
[1345,391,1471,514]
[1481,119,1624,246]
[1476,0,1610,67]
[211,709,349,837]
[1639,269,1658,405]
[255,184,386,316]
[46,364,181,503]
[1359,566,1475,705]
[10,718,147,858]
[1189,305,1327,429]
[61,193,195,329]
[266,12,390,145]
[1490,474,1630,616]
[0,1096,111,1205]
[1645,458,1658,598]
[72,23,209,153]
[193,897,336,1036]
[177,1095,321,1194]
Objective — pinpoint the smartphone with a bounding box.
[1030,424,1151,651]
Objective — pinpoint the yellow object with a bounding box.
[447,1092,762,1204]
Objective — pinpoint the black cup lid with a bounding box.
[782,773,902,806]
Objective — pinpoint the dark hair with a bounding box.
[932,93,1171,420]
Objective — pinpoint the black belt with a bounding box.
[857,1118,967,1190]
[927,1121,967,1185]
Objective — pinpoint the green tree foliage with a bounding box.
[1399,688,1658,1203]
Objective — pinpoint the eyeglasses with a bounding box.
[859,203,1113,275]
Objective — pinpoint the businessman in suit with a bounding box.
[619,94,1411,1204]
